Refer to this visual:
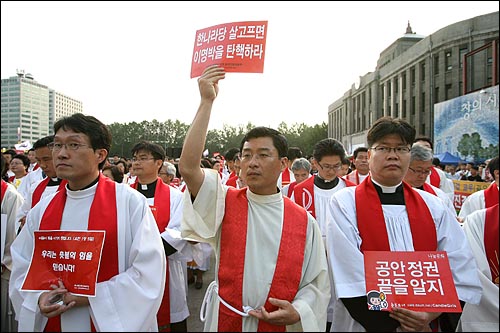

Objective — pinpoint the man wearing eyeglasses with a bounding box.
[290,138,355,331]
[413,136,455,202]
[179,65,330,332]
[404,144,456,218]
[9,113,166,332]
[130,140,189,332]
[325,116,481,332]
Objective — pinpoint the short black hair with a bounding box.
[131,141,166,161]
[240,127,288,158]
[54,113,112,170]
[367,117,415,148]
[33,135,55,150]
[313,138,346,162]
[414,136,433,150]
[287,147,303,161]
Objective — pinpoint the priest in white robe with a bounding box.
[179,65,330,332]
[326,117,482,332]
[456,204,499,332]
[9,113,166,332]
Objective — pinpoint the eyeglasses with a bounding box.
[131,157,156,163]
[159,172,169,175]
[370,146,411,155]
[9,161,24,166]
[48,142,91,152]
[408,167,431,176]
[240,153,276,162]
[317,162,342,171]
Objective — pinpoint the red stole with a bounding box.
[131,178,171,331]
[484,204,499,284]
[286,181,298,198]
[281,168,291,186]
[225,175,238,188]
[355,176,437,252]
[32,178,68,208]
[422,183,437,196]
[294,176,356,218]
[218,188,307,332]
[1,180,8,203]
[484,182,499,208]
[40,175,118,332]
[429,167,441,188]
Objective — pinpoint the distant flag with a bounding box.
[14,140,32,152]
[202,149,209,157]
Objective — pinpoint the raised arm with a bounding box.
[179,65,225,197]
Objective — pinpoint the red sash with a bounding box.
[32,178,68,208]
[8,175,15,184]
[1,180,8,203]
[422,183,437,196]
[285,181,298,198]
[294,176,356,218]
[429,167,441,188]
[131,178,171,331]
[40,175,118,332]
[281,168,291,186]
[33,163,40,171]
[484,182,499,208]
[218,188,307,332]
[356,176,437,252]
[225,175,238,188]
[484,204,499,284]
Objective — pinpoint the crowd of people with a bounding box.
[0,64,498,332]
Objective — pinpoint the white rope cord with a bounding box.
[200,281,255,322]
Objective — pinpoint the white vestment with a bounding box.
[426,167,455,202]
[289,178,350,323]
[1,182,24,332]
[16,177,61,231]
[181,169,330,332]
[456,208,499,332]
[427,183,457,218]
[9,182,166,332]
[145,185,190,323]
[15,168,43,202]
[326,183,482,332]
[458,184,498,219]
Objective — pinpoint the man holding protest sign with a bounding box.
[325,116,482,332]
[180,65,330,331]
[9,113,166,332]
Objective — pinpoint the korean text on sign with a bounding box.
[21,230,105,297]
[191,20,268,78]
[364,251,461,312]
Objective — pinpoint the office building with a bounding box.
[1,71,83,149]
[328,11,499,153]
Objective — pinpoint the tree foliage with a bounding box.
[107,119,328,158]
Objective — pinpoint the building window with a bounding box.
[433,55,439,75]
[445,50,452,71]
[420,62,426,82]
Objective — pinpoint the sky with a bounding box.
[2,1,499,130]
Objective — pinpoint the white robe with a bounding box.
[145,185,190,323]
[456,208,499,332]
[15,177,61,231]
[1,182,24,332]
[9,182,166,332]
[427,167,455,202]
[458,184,498,219]
[326,184,482,332]
[289,178,350,323]
[181,169,330,332]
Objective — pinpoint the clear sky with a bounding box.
[2,1,498,130]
